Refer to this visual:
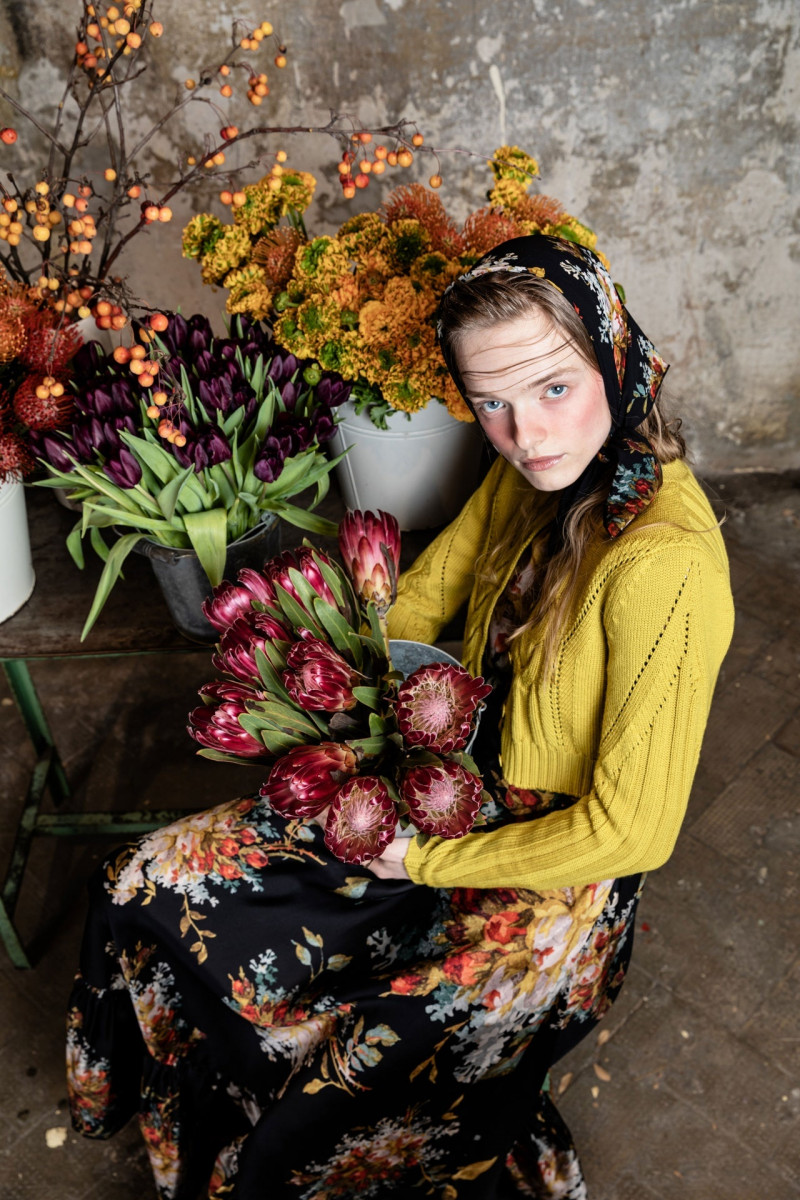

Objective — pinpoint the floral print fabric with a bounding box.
[67,788,642,1199]
[437,233,669,542]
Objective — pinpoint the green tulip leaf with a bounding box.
[156,463,197,524]
[270,501,339,537]
[183,508,228,587]
[89,526,111,563]
[119,432,180,487]
[66,523,85,569]
[80,531,144,641]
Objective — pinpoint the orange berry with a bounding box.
[110,314,127,330]
[358,132,373,144]
[129,344,146,360]
[174,434,187,448]
[337,162,350,175]
[104,167,117,181]
[429,174,443,188]
[387,151,398,166]
[126,32,141,48]
[397,149,413,167]
[146,405,160,418]
[412,133,424,147]
[143,204,160,221]
[149,21,163,36]
[342,184,356,200]
[185,78,196,90]
[231,191,246,207]
[248,92,263,105]
[260,20,273,35]
[371,160,386,175]
[75,197,89,213]
[157,206,172,222]
[83,54,98,69]
[115,18,130,35]
[96,314,112,328]
[275,149,287,163]
[374,144,388,160]
[1,127,18,145]
[112,346,131,363]
[138,371,154,387]
[358,159,372,173]
[274,54,286,67]
[213,152,225,165]
[127,184,141,198]
[129,358,144,375]
[219,63,231,76]
[76,41,88,56]
[33,225,50,242]
[95,299,112,317]
[221,125,238,140]
[186,156,196,166]
[86,22,100,38]
[219,189,233,204]
[220,84,233,98]
[254,82,269,96]
[355,173,369,189]
[78,185,92,197]
[149,312,169,332]
[152,391,168,406]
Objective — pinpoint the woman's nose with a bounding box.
[512,405,547,451]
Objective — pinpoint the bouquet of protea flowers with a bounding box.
[188,510,491,864]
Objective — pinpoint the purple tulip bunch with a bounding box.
[188,510,491,864]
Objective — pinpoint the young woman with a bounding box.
[67,234,734,1198]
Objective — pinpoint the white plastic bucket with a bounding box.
[329,400,483,530]
[0,478,35,623]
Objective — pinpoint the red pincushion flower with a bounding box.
[338,508,400,616]
[400,760,483,838]
[282,637,360,712]
[0,429,35,482]
[13,374,73,430]
[324,776,397,864]
[261,742,358,818]
[395,662,491,754]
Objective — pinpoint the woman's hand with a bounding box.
[365,836,411,880]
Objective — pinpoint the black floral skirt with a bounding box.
[67,788,643,1199]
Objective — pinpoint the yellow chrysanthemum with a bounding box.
[223,265,273,320]
[490,144,539,185]
[200,226,251,284]
[292,236,352,295]
[489,178,532,214]
[182,213,224,260]
[258,169,316,218]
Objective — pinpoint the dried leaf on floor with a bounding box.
[597,1029,611,1046]
[45,1127,68,1149]
[593,1063,611,1082]
[590,1085,600,1099]
[557,1071,573,1096]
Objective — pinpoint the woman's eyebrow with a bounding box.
[466,366,579,401]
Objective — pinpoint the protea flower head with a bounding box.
[324,776,397,864]
[260,742,358,818]
[400,760,483,838]
[395,662,491,754]
[265,547,341,617]
[203,569,279,633]
[13,374,73,430]
[282,637,360,712]
[213,614,291,685]
[188,681,266,758]
[338,509,401,616]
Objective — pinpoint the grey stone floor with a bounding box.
[0,470,798,1199]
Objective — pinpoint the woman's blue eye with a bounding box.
[479,400,504,414]
[545,384,568,399]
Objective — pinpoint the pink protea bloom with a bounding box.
[260,742,358,818]
[264,547,340,617]
[338,509,401,616]
[282,637,360,712]
[400,760,483,838]
[324,776,397,864]
[188,681,266,758]
[395,662,492,754]
[203,568,279,633]
[212,614,291,685]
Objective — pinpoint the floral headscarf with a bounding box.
[437,234,669,541]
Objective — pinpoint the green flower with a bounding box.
[200,226,251,284]
[182,213,224,260]
[490,144,540,185]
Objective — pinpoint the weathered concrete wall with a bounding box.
[1,0,798,472]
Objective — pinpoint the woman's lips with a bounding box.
[521,454,564,471]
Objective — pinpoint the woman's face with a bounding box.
[456,311,612,493]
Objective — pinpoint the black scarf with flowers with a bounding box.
[438,234,670,542]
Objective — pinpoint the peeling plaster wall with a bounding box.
[1,0,798,472]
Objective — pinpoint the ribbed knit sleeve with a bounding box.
[404,540,734,891]
[387,456,510,646]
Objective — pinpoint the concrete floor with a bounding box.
[0,470,798,1200]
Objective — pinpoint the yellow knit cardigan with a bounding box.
[387,456,734,891]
